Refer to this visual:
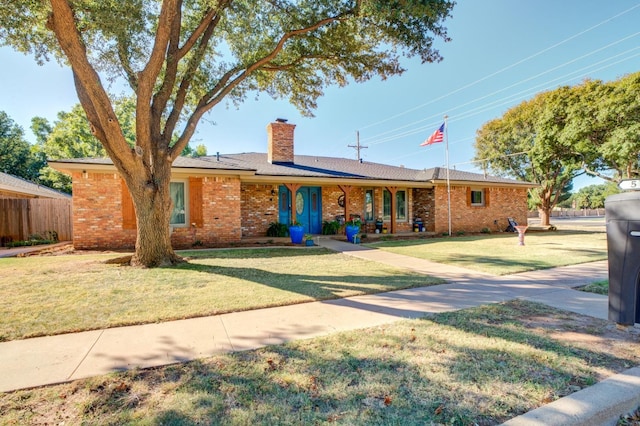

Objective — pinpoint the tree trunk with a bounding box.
[127,167,182,267]
[538,207,551,226]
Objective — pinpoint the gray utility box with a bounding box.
[605,192,640,325]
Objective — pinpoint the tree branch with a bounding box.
[47,0,133,172]
[136,0,179,162]
[170,12,350,160]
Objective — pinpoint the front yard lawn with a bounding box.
[367,230,607,275]
[0,248,442,342]
[2,300,638,425]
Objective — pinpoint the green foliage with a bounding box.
[0,111,44,181]
[266,222,289,237]
[476,72,640,222]
[6,230,58,248]
[322,220,341,235]
[563,183,620,209]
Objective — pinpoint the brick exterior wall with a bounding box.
[412,188,435,232]
[71,172,242,250]
[434,185,529,234]
[71,170,529,247]
[171,176,242,248]
[240,184,280,237]
[267,121,295,163]
[71,171,135,249]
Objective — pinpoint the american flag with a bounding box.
[420,123,445,146]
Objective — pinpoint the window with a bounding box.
[396,190,407,220]
[364,189,374,221]
[170,181,187,225]
[470,189,484,206]
[383,189,407,220]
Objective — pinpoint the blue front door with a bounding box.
[279,186,322,234]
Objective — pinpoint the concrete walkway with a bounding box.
[1,239,637,425]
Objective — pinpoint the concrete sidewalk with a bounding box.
[1,239,637,425]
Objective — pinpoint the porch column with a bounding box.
[284,183,302,224]
[386,186,398,234]
[338,185,352,223]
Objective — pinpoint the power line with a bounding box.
[354,2,640,134]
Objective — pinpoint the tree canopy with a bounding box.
[475,72,640,225]
[0,0,455,266]
[0,111,44,181]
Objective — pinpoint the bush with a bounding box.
[481,227,491,234]
[322,220,341,235]
[5,230,59,248]
[266,222,289,237]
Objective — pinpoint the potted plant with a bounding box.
[304,234,315,246]
[345,217,361,243]
[288,221,304,244]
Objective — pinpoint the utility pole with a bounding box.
[348,131,368,161]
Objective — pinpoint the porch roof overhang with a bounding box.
[240,174,437,188]
[47,159,256,178]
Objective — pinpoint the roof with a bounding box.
[49,153,534,187]
[0,172,71,199]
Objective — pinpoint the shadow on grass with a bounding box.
[434,251,606,274]
[178,247,337,260]
[74,301,635,426]
[169,261,441,302]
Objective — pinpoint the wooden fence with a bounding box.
[0,198,72,245]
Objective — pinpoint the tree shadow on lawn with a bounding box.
[427,250,606,275]
[367,230,604,248]
[170,261,441,303]
[75,301,634,426]
[179,247,337,260]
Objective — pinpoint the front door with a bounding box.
[279,185,322,234]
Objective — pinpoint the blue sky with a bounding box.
[1,0,639,190]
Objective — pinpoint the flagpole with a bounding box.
[444,115,451,237]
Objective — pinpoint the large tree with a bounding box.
[0,0,454,266]
[0,111,45,181]
[474,88,584,226]
[566,72,640,182]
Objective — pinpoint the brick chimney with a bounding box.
[267,118,296,164]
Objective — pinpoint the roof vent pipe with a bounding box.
[216,152,220,161]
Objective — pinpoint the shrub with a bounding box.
[322,220,341,235]
[266,222,289,237]
[481,227,491,234]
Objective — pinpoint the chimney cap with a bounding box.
[275,118,288,123]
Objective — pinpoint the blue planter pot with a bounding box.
[289,225,304,244]
[345,225,360,244]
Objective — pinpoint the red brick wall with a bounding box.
[71,172,242,250]
[71,171,136,249]
[240,184,280,237]
[434,185,528,234]
[412,188,435,232]
[171,176,242,248]
[72,171,529,247]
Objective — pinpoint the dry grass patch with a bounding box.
[2,300,638,425]
[0,248,442,342]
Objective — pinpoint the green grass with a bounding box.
[577,280,609,295]
[0,248,442,341]
[366,230,607,275]
[2,300,637,425]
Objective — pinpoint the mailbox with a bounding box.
[605,191,640,325]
